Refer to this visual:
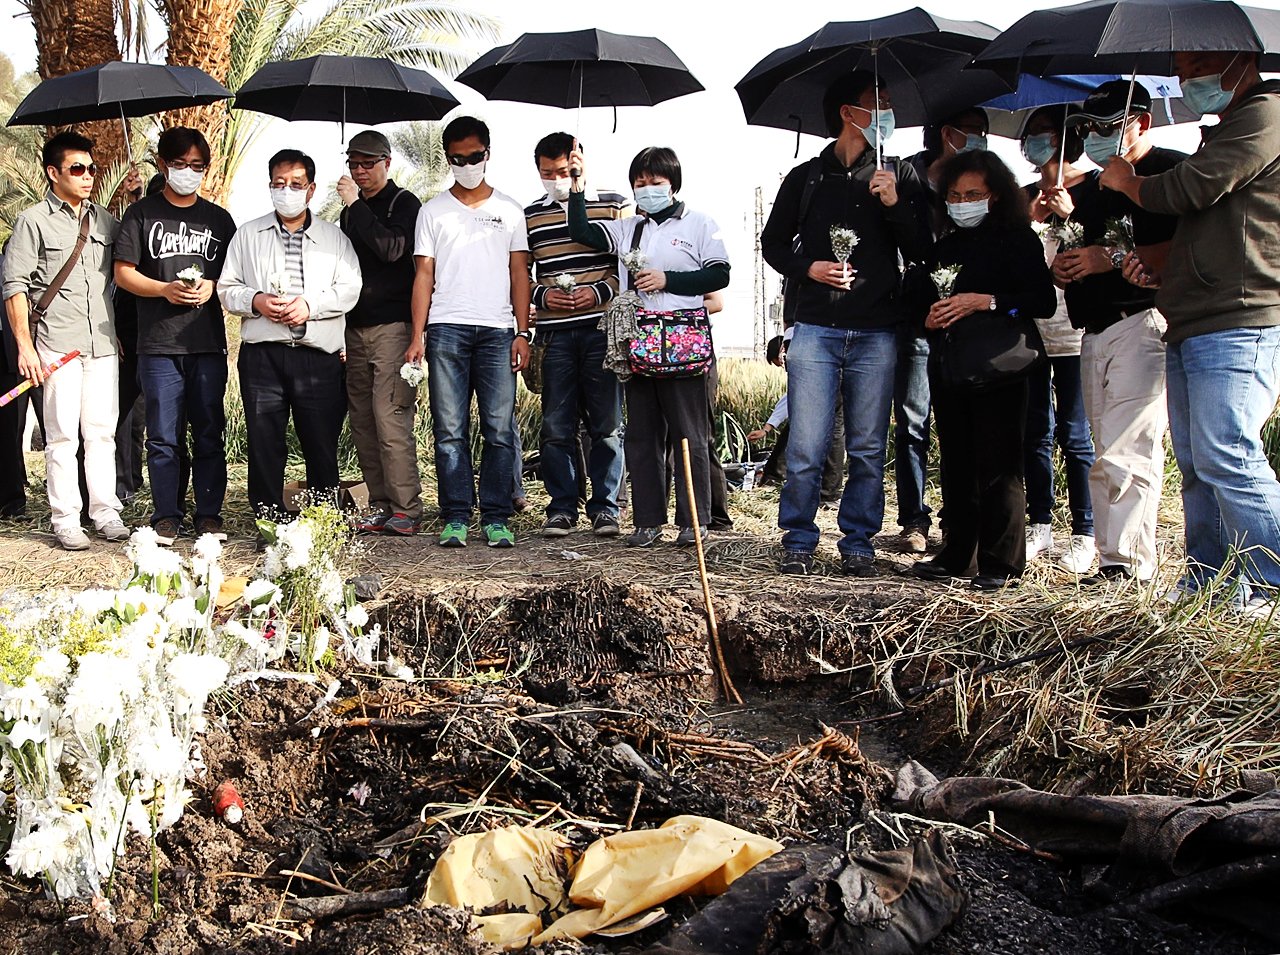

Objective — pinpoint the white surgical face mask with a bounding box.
[271,186,309,218]
[542,177,571,202]
[947,199,989,228]
[166,166,204,197]
[634,184,673,214]
[453,160,487,190]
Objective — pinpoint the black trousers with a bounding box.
[0,368,31,516]
[932,376,1029,579]
[627,374,710,528]
[238,342,346,518]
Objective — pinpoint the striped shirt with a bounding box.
[525,189,630,330]
[277,213,307,338]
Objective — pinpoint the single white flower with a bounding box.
[621,248,648,274]
[345,605,369,629]
[5,718,47,749]
[318,569,344,609]
[176,265,203,288]
[553,272,577,293]
[242,579,280,611]
[310,627,331,665]
[72,588,118,620]
[32,651,70,685]
[129,526,160,550]
[6,822,76,878]
[269,271,291,295]
[193,534,222,563]
[0,680,50,723]
[167,653,230,707]
[164,597,202,631]
[399,362,425,387]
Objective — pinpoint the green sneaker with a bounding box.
[439,522,468,547]
[482,522,516,548]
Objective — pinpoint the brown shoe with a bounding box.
[900,526,928,554]
[195,516,228,542]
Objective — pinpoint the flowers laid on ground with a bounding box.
[930,265,962,300]
[0,504,382,904]
[399,361,425,388]
[829,225,860,281]
[176,265,203,288]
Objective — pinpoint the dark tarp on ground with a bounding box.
[642,830,966,954]
[892,760,1280,941]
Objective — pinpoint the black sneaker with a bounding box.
[780,550,814,576]
[675,526,708,547]
[592,513,621,537]
[625,526,663,548]
[972,574,1015,592]
[542,513,575,538]
[840,553,877,577]
[153,518,181,546]
[911,559,957,582]
[1080,565,1134,586]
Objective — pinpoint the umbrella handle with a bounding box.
[1057,113,1067,188]
[873,47,882,170]
[1118,68,1138,157]
[791,115,801,160]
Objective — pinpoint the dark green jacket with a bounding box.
[1141,79,1280,343]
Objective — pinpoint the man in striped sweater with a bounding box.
[525,133,631,537]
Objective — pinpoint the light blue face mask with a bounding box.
[948,128,987,154]
[1022,132,1057,168]
[1181,58,1240,115]
[634,183,673,215]
[1084,129,1125,166]
[858,108,896,149]
[946,199,989,229]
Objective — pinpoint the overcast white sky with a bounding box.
[0,0,1249,350]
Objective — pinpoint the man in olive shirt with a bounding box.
[2,132,135,550]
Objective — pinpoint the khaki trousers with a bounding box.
[1080,309,1168,580]
[344,323,422,519]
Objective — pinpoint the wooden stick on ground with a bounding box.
[681,438,742,704]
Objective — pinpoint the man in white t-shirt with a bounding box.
[407,116,532,548]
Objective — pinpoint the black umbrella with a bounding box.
[973,0,1280,79]
[735,10,1007,163]
[7,61,232,164]
[234,55,459,137]
[457,29,703,131]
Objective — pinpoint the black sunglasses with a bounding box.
[347,158,386,171]
[446,149,487,167]
[64,163,98,177]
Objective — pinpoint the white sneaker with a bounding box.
[1025,523,1053,560]
[54,526,91,551]
[96,518,131,542]
[1056,535,1096,574]
[1243,594,1279,623]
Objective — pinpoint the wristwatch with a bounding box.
[515,330,533,342]
[987,295,998,311]
[1110,248,1127,270]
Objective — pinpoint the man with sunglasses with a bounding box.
[337,130,424,536]
[114,126,236,546]
[1100,52,1280,615]
[2,132,137,550]
[1052,81,1184,584]
[408,116,531,549]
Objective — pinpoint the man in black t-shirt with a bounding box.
[114,127,236,545]
[1052,83,1185,583]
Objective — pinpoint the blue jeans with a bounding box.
[1024,355,1094,535]
[539,327,624,521]
[893,330,933,530]
[1167,325,1280,592]
[427,323,517,525]
[779,323,896,557]
[138,352,227,526]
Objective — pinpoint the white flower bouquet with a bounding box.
[930,265,962,299]
[399,361,425,388]
[829,225,860,280]
[621,248,648,275]
[553,272,577,293]
[1053,219,1086,251]
[176,265,202,288]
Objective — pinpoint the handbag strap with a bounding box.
[32,210,92,320]
[624,218,646,293]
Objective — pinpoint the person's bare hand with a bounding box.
[869,167,898,207]
[1056,246,1111,282]
[252,292,284,320]
[571,287,596,309]
[807,260,855,290]
[163,280,204,307]
[405,336,425,365]
[544,288,576,310]
[747,426,770,442]
[278,296,310,326]
[927,293,990,329]
[1099,156,1136,193]
[123,167,143,199]
[511,336,530,372]
[633,269,667,294]
[16,343,44,387]
[568,146,586,192]
[336,175,359,207]
[1039,185,1074,219]
[1122,251,1161,288]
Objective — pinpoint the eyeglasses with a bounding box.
[945,190,991,203]
[1078,116,1133,137]
[167,160,207,173]
[446,149,488,167]
[347,158,386,171]
[270,181,311,191]
[64,163,98,177]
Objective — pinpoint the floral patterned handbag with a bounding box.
[628,307,713,377]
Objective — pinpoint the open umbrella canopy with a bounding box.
[736,9,1006,136]
[7,61,230,127]
[233,55,459,126]
[980,73,1195,136]
[972,0,1280,79]
[456,29,703,108]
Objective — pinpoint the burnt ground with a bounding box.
[0,564,1267,955]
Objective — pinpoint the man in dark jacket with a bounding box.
[1101,52,1280,613]
[338,130,424,535]
[762,70,931,577]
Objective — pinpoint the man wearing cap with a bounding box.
[337,130,424,536]
[1100,52,1280,613]
[1051,81,1184,584]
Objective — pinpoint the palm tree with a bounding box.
[315,119,449,221]
[189,0,498,205]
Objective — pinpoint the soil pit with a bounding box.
[0,579,1266,954]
